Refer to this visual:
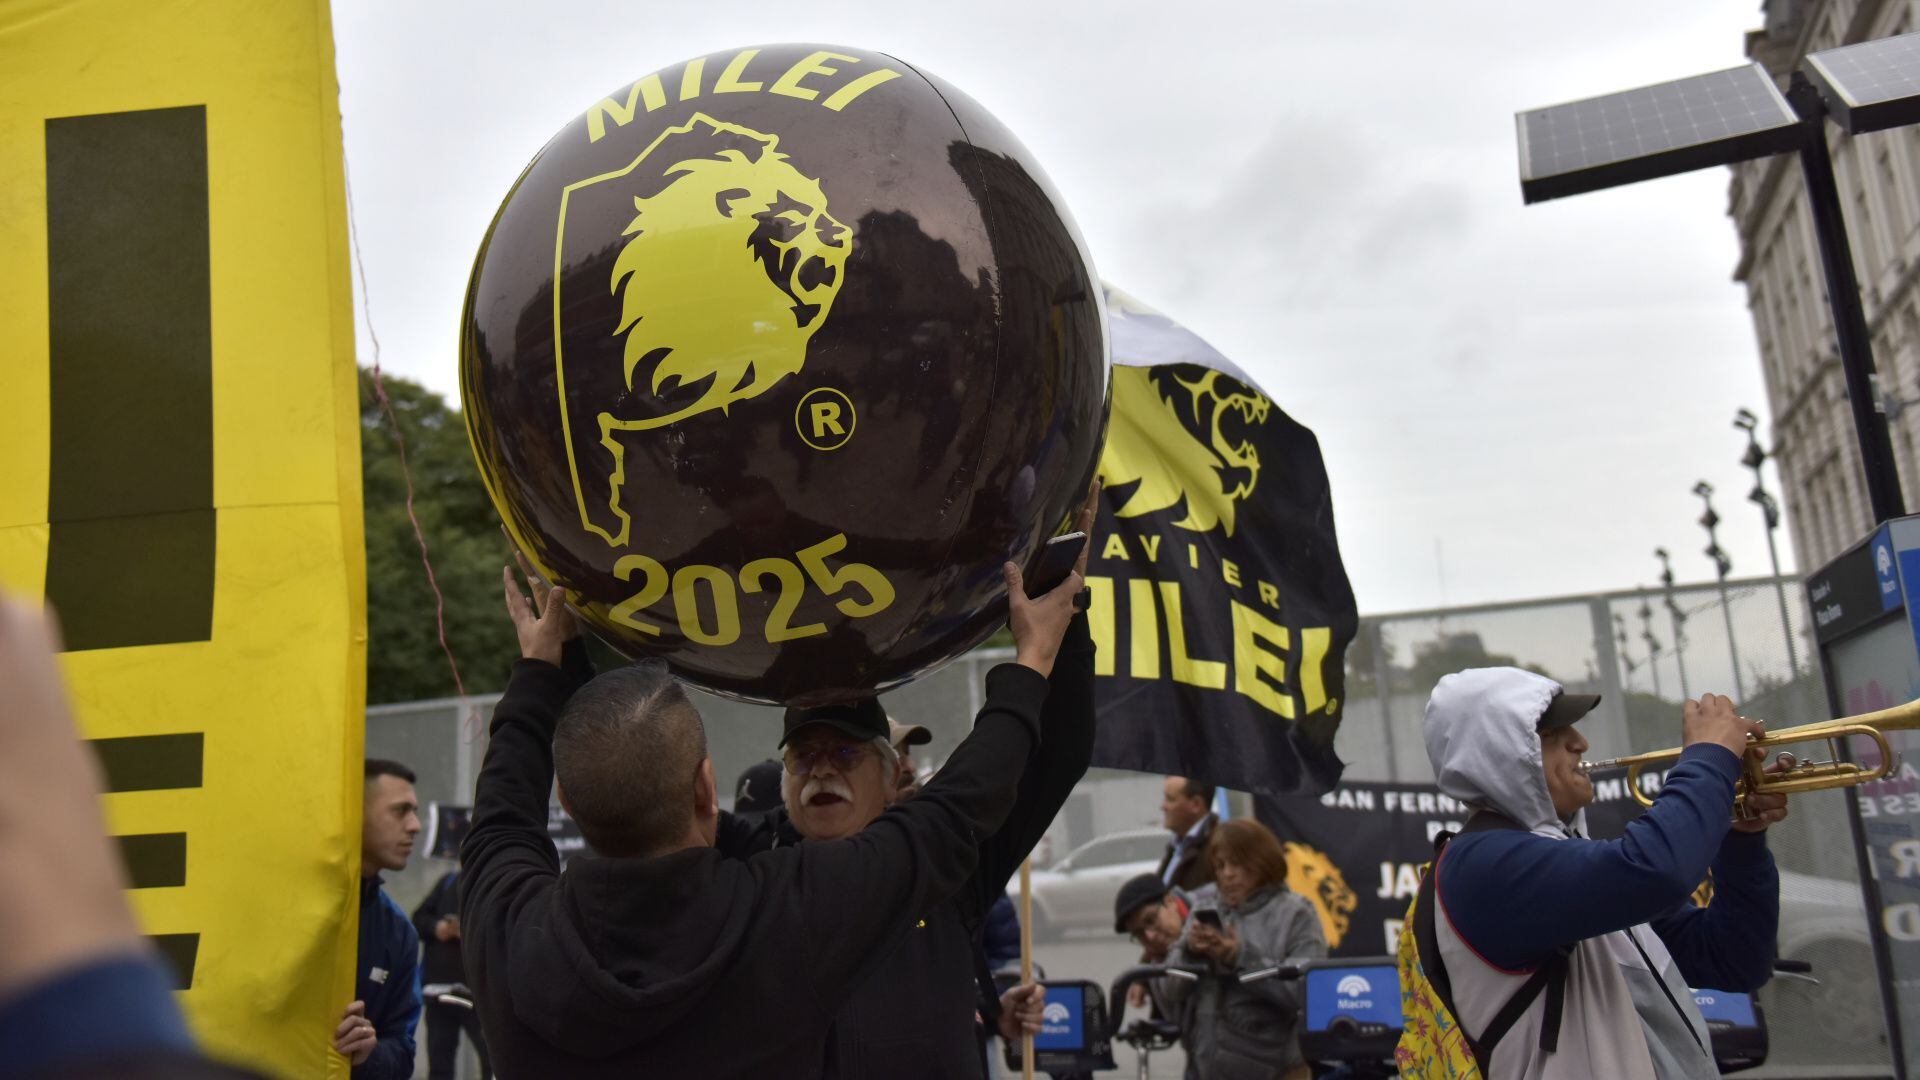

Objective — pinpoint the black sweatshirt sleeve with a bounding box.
[968,612,1096,920]
[792,662,1047,1002]
[457,660,572,936]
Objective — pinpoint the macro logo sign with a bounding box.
[1284,841,1359,948]
[1099,364,1272,538]
[1336,974,1373,1000]
[553,112,851,547]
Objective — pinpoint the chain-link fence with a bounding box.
[368,574,1883,1078]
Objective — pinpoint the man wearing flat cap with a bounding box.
[1403,667,1789,1080]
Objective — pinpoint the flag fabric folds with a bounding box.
[1090,285,1356,796]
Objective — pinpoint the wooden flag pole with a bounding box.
[1020,856,1034,1080]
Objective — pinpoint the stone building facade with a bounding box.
[1732,0,1920,568]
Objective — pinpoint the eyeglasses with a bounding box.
[784,742,874,776]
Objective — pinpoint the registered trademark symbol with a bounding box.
[795,387,855,451]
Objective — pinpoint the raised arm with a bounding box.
[974,489,1101,910]
[789,556,1084,999]
[1437,743,1741,970]
[458,562,581,924]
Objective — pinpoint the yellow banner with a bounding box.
[0,1,364,1075]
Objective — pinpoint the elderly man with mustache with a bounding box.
[717,490,1100,1080]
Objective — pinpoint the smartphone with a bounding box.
[1192,908,1223,930]
[1026,532,1087,597]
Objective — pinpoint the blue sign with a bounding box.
[1304,965,1403,1032]
[1876,525,1900,611]
[1034,985,1086,1051]
[1691,989,1757,1026]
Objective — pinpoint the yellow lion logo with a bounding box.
[1284,841,1357,948]
[561,113,850,546]
[606,114,849,430]
[1097,365,1271,536]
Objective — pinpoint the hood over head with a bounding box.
[506,847,759,1056]
[1424,667,1585,835]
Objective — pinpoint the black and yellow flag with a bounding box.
[0,1,365,1073]
[1091,286,1356,795]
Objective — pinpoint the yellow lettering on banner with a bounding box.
[1221,559,1241,588]
[1087,576,1115,676]
[1129,578,1160,679]
[1187,543,1199,569]
[822,69,903,111]
[1141,535,1162,561]
[1258,581,1280,610]
[1300,625,1332,714]
[1160,581,1226,689]
[1101,532,1129,561]
[679,57,706,101]
[715,49,765,93]
[1231,599,1294,717]
[588,74,667,142]
[771,50,861,101]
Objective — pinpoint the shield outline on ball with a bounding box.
[550,112,850,548]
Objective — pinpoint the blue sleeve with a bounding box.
[0,954,195,1076]
[1436,744,1740,972]
[1650,829,1779,991]
[354,915,421,1080]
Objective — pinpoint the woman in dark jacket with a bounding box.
[1163,819,1327,1080]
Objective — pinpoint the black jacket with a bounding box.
[1155,813,1218,893]
[457,651,1049,1079]
[410,870,467,987]
[715,613,1095,1079]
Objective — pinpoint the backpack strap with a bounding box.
[1413,811,1570,1071]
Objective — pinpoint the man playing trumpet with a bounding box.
[1415,667,1784,1080]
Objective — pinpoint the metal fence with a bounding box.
[368,573,1886,1078]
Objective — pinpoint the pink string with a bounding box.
[344,167,475,729]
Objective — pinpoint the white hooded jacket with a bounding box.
[1424,668,1721,1080]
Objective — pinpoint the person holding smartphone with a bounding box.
[1161,819,1327,1080]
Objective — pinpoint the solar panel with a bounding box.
[1516,63,1803,204]
[1807,32,1920,134]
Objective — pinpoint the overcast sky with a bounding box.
[331,0,1794,618]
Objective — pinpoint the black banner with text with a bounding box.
[1089,287,1357,796]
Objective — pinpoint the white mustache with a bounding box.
[802,775,853,803]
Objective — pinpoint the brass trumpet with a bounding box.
[1579,697,1920,816]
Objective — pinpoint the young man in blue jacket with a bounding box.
[1421,667,1786,1080]
[335,759,423,1078]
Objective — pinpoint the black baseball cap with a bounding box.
[1537,690,1601,733]
[1113,872,1170,934]
[780,697,889,748]
[732,760,783,815]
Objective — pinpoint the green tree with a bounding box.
[360,369,520,703]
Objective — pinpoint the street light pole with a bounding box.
[1694,481,1748,702]
[1638,596,1663,699]
[1614,611,1638,692]
[1734,408,1801,678]
[1656,547,1691,701]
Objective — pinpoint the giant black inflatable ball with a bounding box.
[462,44,1109,704]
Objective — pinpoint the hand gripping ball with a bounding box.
[461,44,1109,704]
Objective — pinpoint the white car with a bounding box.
[1026,828,1170,940]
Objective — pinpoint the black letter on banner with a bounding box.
[117,832,188,889]
[43,106,214,651]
